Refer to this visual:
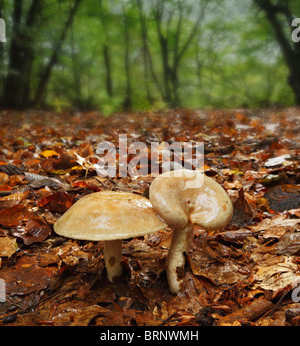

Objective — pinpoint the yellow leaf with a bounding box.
[40,150,60,158]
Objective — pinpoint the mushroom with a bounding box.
[149,169,233,294]
[53,191,167,282]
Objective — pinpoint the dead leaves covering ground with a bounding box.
[0,107,299,326]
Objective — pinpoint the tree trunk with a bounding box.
[103,44,113,98]
[3,0,41,109]
[33,0,82,107]
[253,0,300,105]
[137,0,163,104]
[154,2,172,106]
[3,0,23,108]
[154,0,206,108]
[122,3,132,111]
[99,0,113,98]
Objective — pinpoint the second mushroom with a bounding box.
[149,169,233,294]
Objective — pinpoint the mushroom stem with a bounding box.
[104,239,123,282]
[166,221,194,294]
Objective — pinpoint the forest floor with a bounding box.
[0,107,299,326]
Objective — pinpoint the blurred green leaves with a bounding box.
[0,0,298,113]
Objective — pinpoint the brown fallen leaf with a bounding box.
[0,164,23,176]
[0,236,18,258]
[0,191,30,210]
[189,243,248,285]
[217,299,273,325]
[274,232,300,255]
[51,305,107,326]
[250,214,300,232]
[37,191,74,214]
[0,255,57,296]
[11,218,52,245]
[264,185,300,212]
[231,188,254,227]
[252,255,300,291]
[0,205,33,227]
[288,208,300,218]
[0,173,9,185]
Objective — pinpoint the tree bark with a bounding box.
[3,0,41,109]
[33,0,82,107]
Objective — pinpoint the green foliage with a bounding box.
[0,0,298,111]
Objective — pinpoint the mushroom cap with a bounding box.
[149,169,233,231]
[54,191,167,241]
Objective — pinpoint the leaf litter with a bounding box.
[0,108,299,326]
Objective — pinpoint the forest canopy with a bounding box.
[0,0,299,113]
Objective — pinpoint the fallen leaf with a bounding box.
[264,154,291,167]
[40,150,60,158]
[37,191,74,214]
[52,305,107,326]
[251,214,300,233]
[189,244,248,285]
[0,164,23,176]
[252,255,300,291]
[231,188,254,227]
[0,236,18,257]
[0,205,33,227]
[11,218,52,245]
[274,232,300,255]
[24,172,67,189]
[264,185,300,212]
[0,256,56,296]
[0,173,9,185]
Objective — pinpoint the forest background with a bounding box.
[0,0,300,115]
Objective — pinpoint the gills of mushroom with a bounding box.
[149,169,233,294]
[53,191,167,282]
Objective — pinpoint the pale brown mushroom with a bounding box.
[53,191,167,282]
[149,169,233,294]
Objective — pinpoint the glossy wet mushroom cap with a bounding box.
[54,191,167,281]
